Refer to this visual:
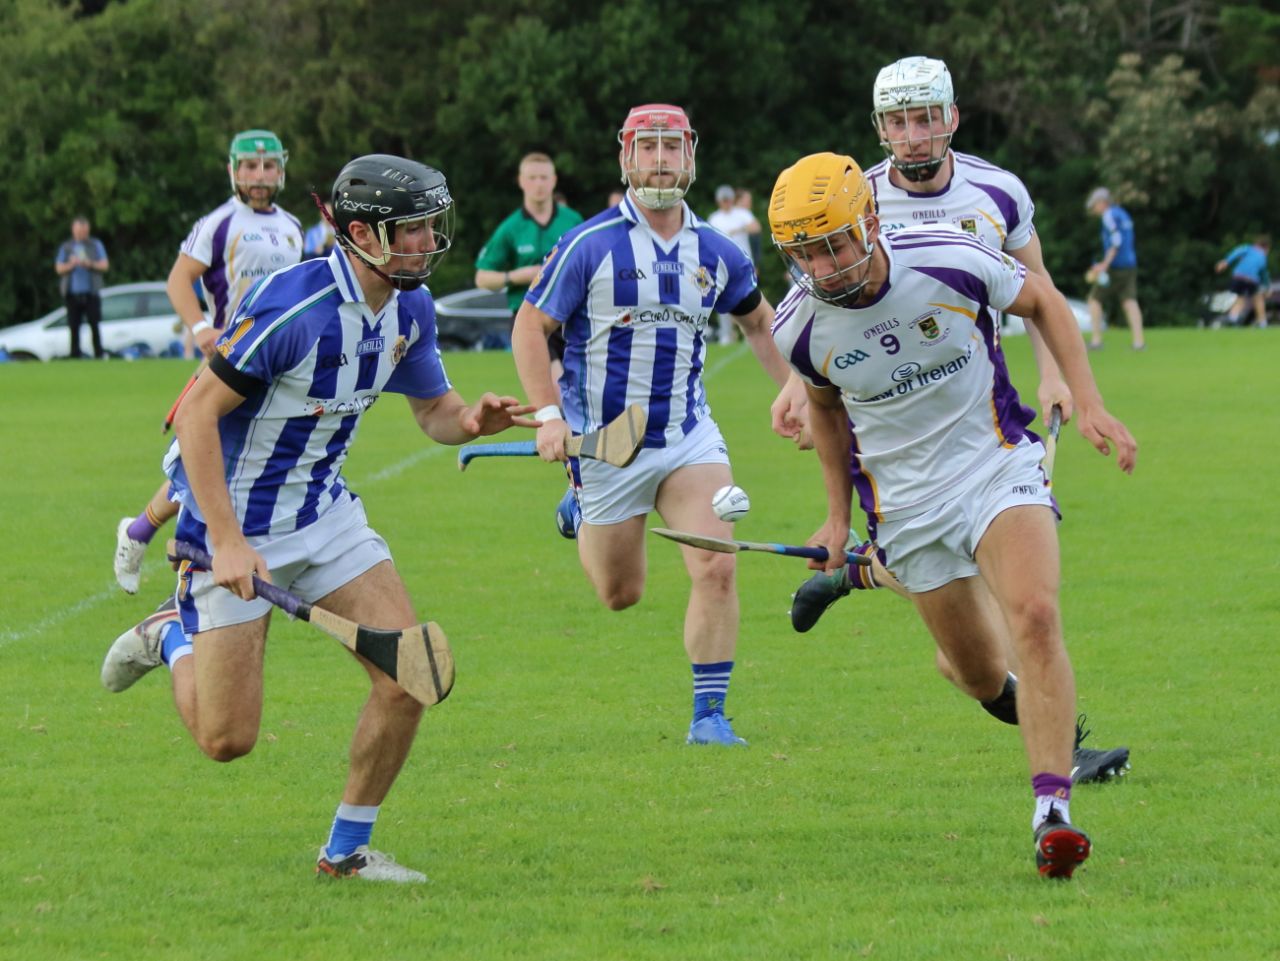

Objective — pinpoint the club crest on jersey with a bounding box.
[215,315,255,359]
[911,309,949,346]
[691,265,713,296]
[391,335,408,365]
[959,217,978,236]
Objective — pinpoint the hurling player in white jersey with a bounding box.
[778,57,1133,786]
[512,104,794,748]
[101,155,536,882]
[112,131,305,595]
[768,152,1135,878]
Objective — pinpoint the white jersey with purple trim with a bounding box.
[179,196,304,329]
[165,247,451,539]
[866,151,1036,254]
[525,194,759,448]
[771,227,1037,522]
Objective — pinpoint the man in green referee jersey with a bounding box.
[475,152,583,358]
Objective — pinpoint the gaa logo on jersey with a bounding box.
[692,265,713,296]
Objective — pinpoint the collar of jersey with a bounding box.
[326,246,378,306]
[618,192,698,232]
[887,151,957,200]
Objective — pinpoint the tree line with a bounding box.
[1,0,1275,327]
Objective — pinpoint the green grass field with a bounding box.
[2,328,1277,961]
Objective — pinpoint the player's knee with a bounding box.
[371,673,425,718]
[1006,598,1061,657]
[599,584,642,611]
[690,552,735,596]
[199,732,256,763]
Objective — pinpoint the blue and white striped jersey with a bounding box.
[772,227,1036,522]
[180,196,304,329]
[866,152,1036,254]
[526,194,759,448]
[166,248,452,537]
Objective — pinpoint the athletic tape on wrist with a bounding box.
[191,320,212,335]
[536,405,563,422]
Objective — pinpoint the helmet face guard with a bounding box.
[870,57,955,182]
[228,129,287,204]
[331,155,454,291]
[618,104,697,210]
[770,152,877,306]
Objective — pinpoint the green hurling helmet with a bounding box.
[228,129,288,200]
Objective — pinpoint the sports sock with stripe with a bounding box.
[325,803,379,861]
[692,661,733,721]
[126,507,164,544]
[1031,772,1072,830]
[160,620,192,669]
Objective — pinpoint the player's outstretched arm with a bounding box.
[1011,273,1137,474]
[1009,236,1074,425]
[407,391,537,446]
[804,384,857,573]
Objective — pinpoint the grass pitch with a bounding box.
[1,328,1277,960]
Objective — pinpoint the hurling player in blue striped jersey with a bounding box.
[512,104,796,747]
[768,152,1135,876]
[101,155,536,882]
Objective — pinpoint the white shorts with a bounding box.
[177,492,392,634]
[875,439,1058,593]
[575,415,730,525]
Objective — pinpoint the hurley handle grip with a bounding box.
[166,539,309,619]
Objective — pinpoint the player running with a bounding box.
[768,151,1135,876]
[511,104,794,747]
[113,130,304,593]
[101,155,536,881]
[775,57,1129,784]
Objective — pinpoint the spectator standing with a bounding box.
[54,216,109,359]
[1215,234,1271,328]
[1085,187,1146,351]
[706,184,761,344]
[736,188,763,267]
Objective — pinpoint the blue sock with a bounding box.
[325,803,379,860]
[159,620,191,668]
[692,661,733,721]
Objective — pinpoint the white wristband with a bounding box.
[536,404,563,422]
[191,320,212,335]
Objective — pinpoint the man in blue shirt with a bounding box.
[54,216,109,358]
[1085,188,1146,350]
[1215,234,1271,327]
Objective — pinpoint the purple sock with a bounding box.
[1032,772,1072,801]
[126,513,158,543]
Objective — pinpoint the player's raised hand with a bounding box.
[462,394,537,438]
[1075,406,1137,474]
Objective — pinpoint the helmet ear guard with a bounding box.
[769,152,878,306]
[618,104,698,210]
[330,154,454,291]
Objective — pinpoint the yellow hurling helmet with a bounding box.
[769,153,877,305]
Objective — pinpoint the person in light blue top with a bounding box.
[1084,187,1146,350]
[1215,234,1271,328]
[54,215,109,358]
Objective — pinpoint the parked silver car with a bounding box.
[432,287,514,351]
[0,282,184,361]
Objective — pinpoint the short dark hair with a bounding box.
[72,215,90,227]
[1255,233,1271,249]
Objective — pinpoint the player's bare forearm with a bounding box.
[735,300,792,388]
[806,387,854,528]
[408,391,537,446]
[171,378,251,557]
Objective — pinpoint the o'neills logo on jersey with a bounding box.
[652,261,684,275]
[357,336,384,356]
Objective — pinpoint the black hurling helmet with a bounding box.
[331,154,454,291]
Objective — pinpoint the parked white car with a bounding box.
[0,282,184,361]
